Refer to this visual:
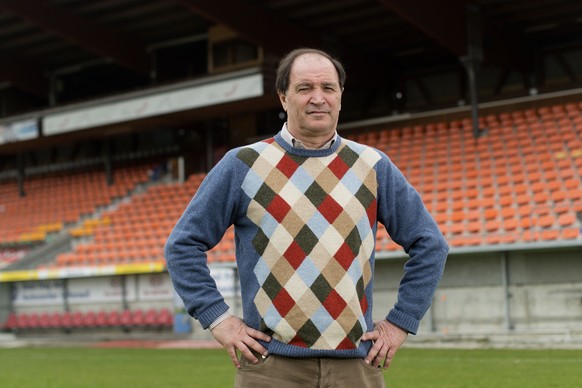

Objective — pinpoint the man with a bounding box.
[165,48,448,387]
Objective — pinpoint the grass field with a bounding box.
[0,346,581,387]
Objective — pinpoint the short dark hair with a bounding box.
[275,48,346,94]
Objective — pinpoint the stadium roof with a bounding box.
[1,0,582,138]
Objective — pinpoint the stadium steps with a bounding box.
[2,230,72,271]
[0,163,154,270]
[0,164,150,245]
[48,172,206,268]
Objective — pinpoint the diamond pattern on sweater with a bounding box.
[238,139,381,350]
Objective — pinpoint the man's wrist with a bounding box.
[208,311,231,330]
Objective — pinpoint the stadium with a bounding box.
[1,0,582,380]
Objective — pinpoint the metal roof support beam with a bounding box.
[176,0,389,90]
[0,0,151,75]
[0,60,48,97]
[461,4,484,139]
[378,0,467,55]
[377,0,533,72]
[175,0,324,56]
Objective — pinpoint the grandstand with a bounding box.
[1,1,582,346]
[0,164,150,246]
[366,105,582,249]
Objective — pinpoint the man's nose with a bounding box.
[310,88,325,104]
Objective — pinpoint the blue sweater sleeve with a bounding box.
[375,153,449,335]
[164,151,241,329]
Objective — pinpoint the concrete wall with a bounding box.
[370,248,582,337]
[2,247,581,342]
[0,283,10,325]
[185,247,582,341]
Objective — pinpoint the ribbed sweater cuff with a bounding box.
[386,309,420,335]
[198,301,230,329]
[208,311,231,331]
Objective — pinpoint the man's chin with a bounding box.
[306,118,336,129]
[306,124,335,134]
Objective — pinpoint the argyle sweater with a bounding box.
[165,132,448,358]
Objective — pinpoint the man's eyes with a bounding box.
[296,85,337,92]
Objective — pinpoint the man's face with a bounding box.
[278,53,342,140]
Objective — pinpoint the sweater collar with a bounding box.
[274,128,342,157]
[280,123,338,150]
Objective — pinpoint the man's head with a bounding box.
[275,48,346,145]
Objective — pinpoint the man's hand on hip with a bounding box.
[210,315,271,368]
[361,319,408,369]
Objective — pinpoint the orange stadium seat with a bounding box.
[349,103,582,251]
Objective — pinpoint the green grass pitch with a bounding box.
[0,347,581,387]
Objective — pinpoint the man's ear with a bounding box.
[278,91,287,111]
